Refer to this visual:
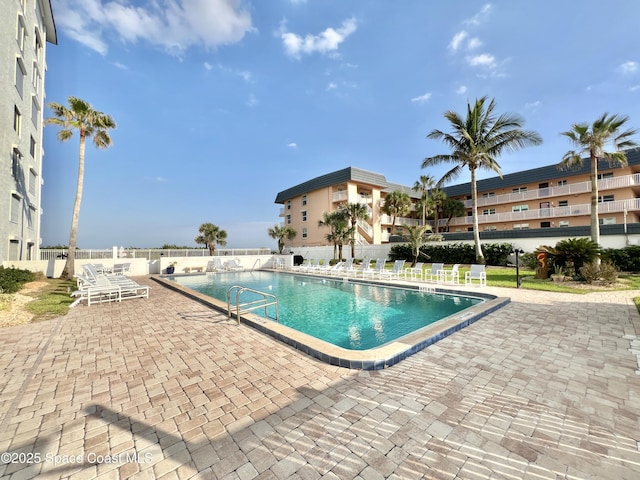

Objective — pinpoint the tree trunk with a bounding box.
[471,168,484,264]
[61,133,86,279]
[589,150,600,246]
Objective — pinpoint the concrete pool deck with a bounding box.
[0,276,639,479]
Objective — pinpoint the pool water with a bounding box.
[171,271,483,350]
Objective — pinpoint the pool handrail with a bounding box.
[226,285,279,325]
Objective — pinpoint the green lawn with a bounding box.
[25,278,76,321]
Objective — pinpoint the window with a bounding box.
[540,221,551,228]
[286,214,291,225]
[597,172,613,180]
[29,169,37,195]
[32,63,41,92]
[31,96,40,127]
[29,136,36,157]
[599,217,616,225]
[482,192,495,198]
[302,195,307,206]
[286,200,291,210]
[15,58,26,98]
[17,16,26,53]
[34,29,43,63]
[9,240,20,261]
[557,179,568,186]
[12,148,22,178]
[482,208,496,215]
[512,187,527,193]
[598,195,614,203]
[512,205,529,212]
[14,106,21,135]
[558,200,568,207]
[483,226,497,231]
[513,224,529,230]
[559,220,569,227]
[11,194,21,223]
[302,228,307,238]
[302,210,307,222]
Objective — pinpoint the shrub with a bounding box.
[0,266,35,293]
[580,260,619,285]
[388,242,513,266]
[520,252,539,270]
[602,245,640,272]
[553,238,601,276]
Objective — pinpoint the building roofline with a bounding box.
[274,166,388,203]
[41,0,57,44]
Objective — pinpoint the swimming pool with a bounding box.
[170,271,483,350]
[154,271,509,370]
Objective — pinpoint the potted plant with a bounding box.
[550,265,566,283]
[166,261,177,275]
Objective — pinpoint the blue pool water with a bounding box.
[170,271,483,350]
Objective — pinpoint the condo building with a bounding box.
[274,148,640,249]
[0,0,56,262]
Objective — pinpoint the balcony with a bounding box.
[466,173,640,209]
[447,197,640,226]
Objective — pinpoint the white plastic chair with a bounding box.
[465,264,486,287]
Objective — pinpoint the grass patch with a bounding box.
[635,297,640,315]
[25,278,75,321]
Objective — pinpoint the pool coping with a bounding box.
[152,272,510,370]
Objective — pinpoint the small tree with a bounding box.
[195,223,227,255]
[339,202,369,258]
[318,211,352,260]
[401,224,442,266]
[382,190,411,234]
[268,225,297,254]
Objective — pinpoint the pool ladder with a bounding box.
[227,285,279,325]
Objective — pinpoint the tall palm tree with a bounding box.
[268,225,297,254]
[423,96,542,263]
[45,96,116,279]
[412,175,435,226]
[339,202,369,258]
[382,190,411,234]
[559,113,638,247]
[195,223,228,255]
[427,188,447,233]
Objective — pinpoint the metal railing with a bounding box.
[40,247,271,261]
[227,286,279,325]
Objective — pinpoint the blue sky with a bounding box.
[42,0,640,249]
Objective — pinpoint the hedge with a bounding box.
[389,242,513,266]
[0,266,36,294]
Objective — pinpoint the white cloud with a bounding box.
[467,53,496,68]
[326,82,338,90]
[287,142,297,148]
[525,100,541,109]
[619,61,638,74]
[449,31,467,52]
[630,85,640,91]
[280,18,357,58]
[55,0,254,56]
[112,61,127,69]
[464,3,493,26]
[466,37,482,50]
[410,92,432,104]
[204,62,214,70]
[456,85,467,94]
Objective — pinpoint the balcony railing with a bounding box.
[448,198,640,226]
[466,173,640,209]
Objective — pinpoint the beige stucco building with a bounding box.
[274,148,640,250]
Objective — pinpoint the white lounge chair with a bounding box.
[465,264,487,287]
[332,258,356,277]
[363,259,385,279]
[426,263,444,283]
[72,266,149,306]
[438,264,460,284]
[206,258,224,272]
[225,259,245,271]
[292,258,311,272]
[378,260,405,280]
[404,262,424,281]
[358,258,373,277]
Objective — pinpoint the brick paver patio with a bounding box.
[0,276,639,479]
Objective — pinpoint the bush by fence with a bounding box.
[0,266,36,293]
[388,242,513,266]
[602,245,640,272]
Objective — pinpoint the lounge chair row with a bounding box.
[205,258,245,272]
[71,264,149,306]
[289,259,487,286]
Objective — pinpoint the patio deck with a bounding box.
[0,276,639,479]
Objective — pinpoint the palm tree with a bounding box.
[318,211,351,260]
[427,188,447,233]
[441,198,466,232]
[559,113,638,247]
[412,175,435,226]
[45,96,116,279]
[268,225,297,254]
[423,96,542,263]
[382,190,411,234]
[338,202,369,258]
[401,223,442,266]
[195,223,228,255]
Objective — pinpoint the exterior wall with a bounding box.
[0,0,55,262]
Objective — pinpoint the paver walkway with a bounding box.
[0,277,639,479]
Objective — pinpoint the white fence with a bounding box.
[40,247,271,261]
